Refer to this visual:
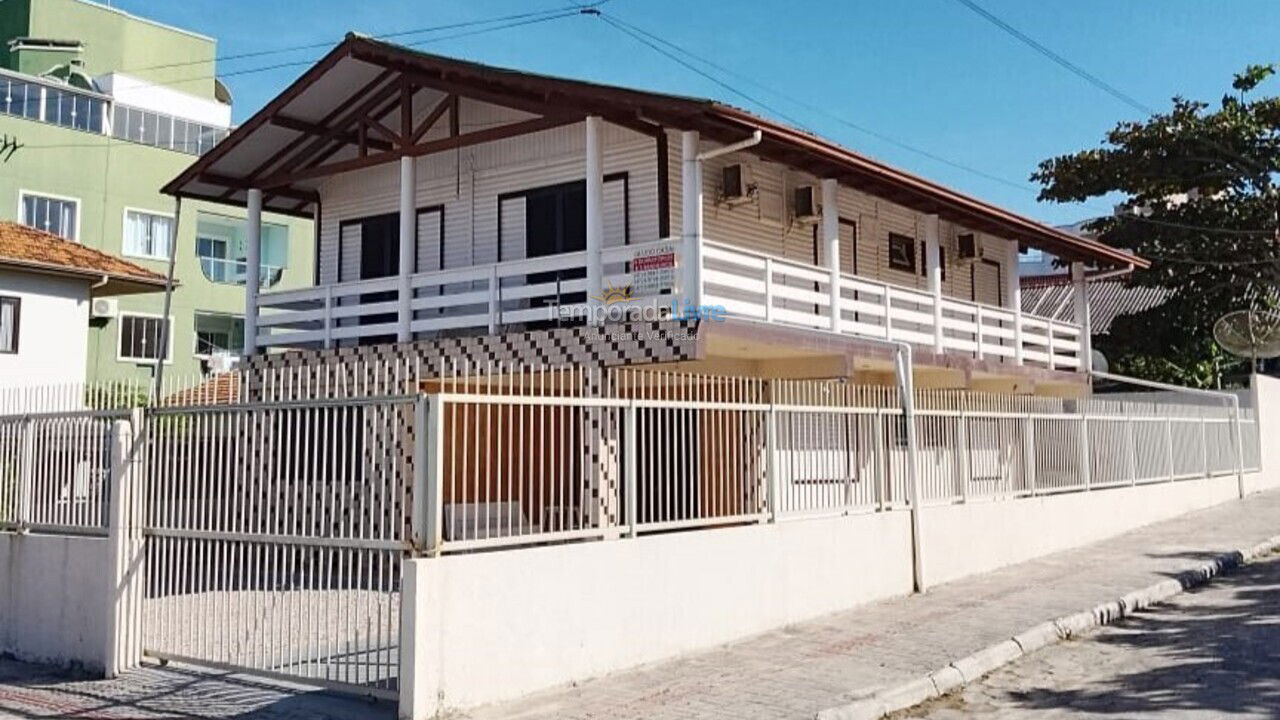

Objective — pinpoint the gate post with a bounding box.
[103,408,145,678]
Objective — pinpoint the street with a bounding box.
[900,554,1280,719]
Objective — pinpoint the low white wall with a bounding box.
[920,473,1250,586]
[401,512,914,717]
[0,533,110,672]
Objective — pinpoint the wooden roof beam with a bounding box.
[257,114,580,189]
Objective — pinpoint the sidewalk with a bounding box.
[464,489,1280,720]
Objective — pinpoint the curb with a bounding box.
[815,534,1280,720]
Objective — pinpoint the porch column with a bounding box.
[586,116,605,325]
[244,188,262,356]
[681,130,702,310]
[398,156,416,342]
[822,179,841,332]
[1006,240,1023,365]
[924,214,943,354]
[1072,262,1092,373]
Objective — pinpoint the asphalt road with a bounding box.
[899,554,1280,720]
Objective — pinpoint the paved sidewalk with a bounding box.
[465,489,1280,720]
[903,553,1280,719]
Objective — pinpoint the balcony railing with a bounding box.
[253,237,1083,371]
[701,240,1082,370]
[199,256,284,288]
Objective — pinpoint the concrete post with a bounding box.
[103,409,144,678]
[681,130,703,310]
[925,214,943,354]
[399,156,417,342]
[1006,240,1022,365]
[244,188,262,355]
[1072,262,1092,373]
[822,179,841,332]
[586,116,605,325]
[895,345,925,592]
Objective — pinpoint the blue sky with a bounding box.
[112,0,1280,226]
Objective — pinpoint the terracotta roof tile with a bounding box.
[0,221,167,287]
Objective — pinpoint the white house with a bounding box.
[0,221,166,391]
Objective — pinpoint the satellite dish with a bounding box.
[1213,309,1280,371]
[1091,349,1109,374]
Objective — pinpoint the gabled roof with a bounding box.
[165,34,1147,269]
[1022,272,1171,335]
[0,221,168,295]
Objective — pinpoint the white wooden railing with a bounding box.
[701,240,1083,370]
[254,236,1082,370]
[255,240,672,348]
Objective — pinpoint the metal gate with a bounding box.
[138,395,415,698]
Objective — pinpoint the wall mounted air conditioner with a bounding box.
[91,297,118,319]
[792,185,820,223]
[720,163,754,205]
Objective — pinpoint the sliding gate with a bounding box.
[139,395,415,698]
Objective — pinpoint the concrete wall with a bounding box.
[0,270,89,390]
[920,473,1253,586]
[401,511,914,717]
[0,532,109,672]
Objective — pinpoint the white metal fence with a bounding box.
[412,368,1262,554]
[0,367,1263,696]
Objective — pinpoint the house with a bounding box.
[0,220,165,390]
[164,35,1144,399]
[0,0,312,384]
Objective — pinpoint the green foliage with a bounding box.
[1033,66,1280,387]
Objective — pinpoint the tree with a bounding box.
[1032,65,1280,387]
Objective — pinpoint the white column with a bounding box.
[1006,240,1023,365]
[1072,262,1092,373]
[924,214,943,354]
[398,156,416,342]
[822,179,841,332]
[586,116,605,325]
[681,130,703,310]
[244,188,262,356]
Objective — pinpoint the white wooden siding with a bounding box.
[317,115,1018,309]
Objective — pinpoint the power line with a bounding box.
[117,3,612,75]
[597,11,1279,246]
[949,0,1155,115]
[599,12,1038,197]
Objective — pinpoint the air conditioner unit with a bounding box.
[792,185,820,223]
[956,233,984,261]
[720,163,754,205]
[91,297,118,319]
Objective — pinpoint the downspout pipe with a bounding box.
[696,129,763,162]
[758,318,925,591]
[1091,370,1247,499]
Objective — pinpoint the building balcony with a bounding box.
[252,236,1083,372]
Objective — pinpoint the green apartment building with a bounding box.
[0,0,312,384]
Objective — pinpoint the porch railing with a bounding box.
[251,237,1082,371]
[256,239,672,348]
[701,240,1082,370]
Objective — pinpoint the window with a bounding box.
[0,296,19,354]
[194,312,244,356]
[0,76,41,120]
[122,210,173,260]
[118,314,171,363]
[887,232,915,272]
[20,192,78,241]
[111,104,228,156]
[195,212,288,287]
